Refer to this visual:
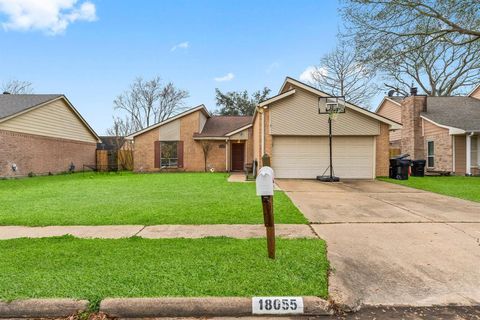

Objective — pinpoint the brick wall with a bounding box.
[133,126,158,172]
[199,140,228,172]
[423,119,453,172]
[180,112,206,171]
[0,129,96,178]
[401,96,427,159]
[133,111,236,173]
[376,123,390,177]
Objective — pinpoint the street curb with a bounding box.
[100,297,333,317]
[0,299,89,318]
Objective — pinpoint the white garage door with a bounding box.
[272,136,375,179]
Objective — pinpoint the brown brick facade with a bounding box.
[133,110,250,173]
[376,123,390,176]
[133,126,158,172]
[0,129,96,178]
[422,120,453,172]
[401,96,427,160]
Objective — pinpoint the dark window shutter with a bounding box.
[177,141,184,168]
[154,141,161,168]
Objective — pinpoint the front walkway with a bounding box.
[0,224,315,240]
[277,179,480,308]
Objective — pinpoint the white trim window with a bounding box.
[427,140,435,168]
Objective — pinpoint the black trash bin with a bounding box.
[411,160,426,177]
[389,154,410,180]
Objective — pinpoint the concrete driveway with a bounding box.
[276,179,480,308]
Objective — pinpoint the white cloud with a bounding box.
[214,72,234,82]
[0,0,97,35]
[299,65,327,83]
[299,66,316,83]
[266,61,280,74]
[170,41,189,52]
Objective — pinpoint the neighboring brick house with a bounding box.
[0,93,100,178]
[376,86,480,175]
[127,105,253,172]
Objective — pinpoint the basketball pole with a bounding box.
[328,116,333,180]
[317,96,342,182]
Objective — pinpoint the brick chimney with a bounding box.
[401,95,427,160]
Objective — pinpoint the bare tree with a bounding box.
[342,0,480,60]
[382,35,480,95]
[104,117,134,170]
[112,76,189,132]
[199,141,213,172]
[1,79,34,94]
[308,42,379,107]
[106,116,133,137]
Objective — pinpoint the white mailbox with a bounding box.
[256,166,274,196]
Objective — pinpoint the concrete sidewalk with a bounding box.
[0,224,316,239]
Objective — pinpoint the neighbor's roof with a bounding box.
[194,116,252,138]
[0,94,62,119]
[97,136,125,150]
[422,97,480,132]
[0,93,100,141]
[127,104,210,138]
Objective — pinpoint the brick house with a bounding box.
[251,77,401,179]
[127,105,253,172]
[129,77,400,179]
[376,85,480,175]
[0,93,100,178]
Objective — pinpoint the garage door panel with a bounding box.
[272,136,374,179]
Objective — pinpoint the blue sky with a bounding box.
[0,0,343,134]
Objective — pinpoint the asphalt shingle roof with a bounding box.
[194,116,252,137]
[422,97,480,131]
[0,94,62,120]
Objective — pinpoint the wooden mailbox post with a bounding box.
[256,166,275,259]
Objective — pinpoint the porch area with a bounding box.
[453,133,479,176]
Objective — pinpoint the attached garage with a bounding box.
[272,136,375,179]
[252,77,402,179]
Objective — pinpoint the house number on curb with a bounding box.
[252,297,304,314]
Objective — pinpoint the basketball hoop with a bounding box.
[317,96,346,182]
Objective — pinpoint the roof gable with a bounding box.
[271,77,402,129]
[127,104,210,138]
[469,84,480,100]
[0,94,63,120]
[0,94,100,142]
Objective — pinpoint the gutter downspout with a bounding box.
[452,136,456,173]
[466,132,473,176]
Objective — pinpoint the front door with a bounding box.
[231,143,245,171]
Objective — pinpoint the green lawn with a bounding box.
[378,176,480,202]
[0,236,328,307]
[0,172,306,226]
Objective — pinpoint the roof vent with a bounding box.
[3,91,11,95]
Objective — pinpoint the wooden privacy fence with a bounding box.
[389,148,401,158]
[96,150,133,171]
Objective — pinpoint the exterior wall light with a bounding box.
[11,163,17,172]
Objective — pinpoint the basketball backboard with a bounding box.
[318,96,346,114]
